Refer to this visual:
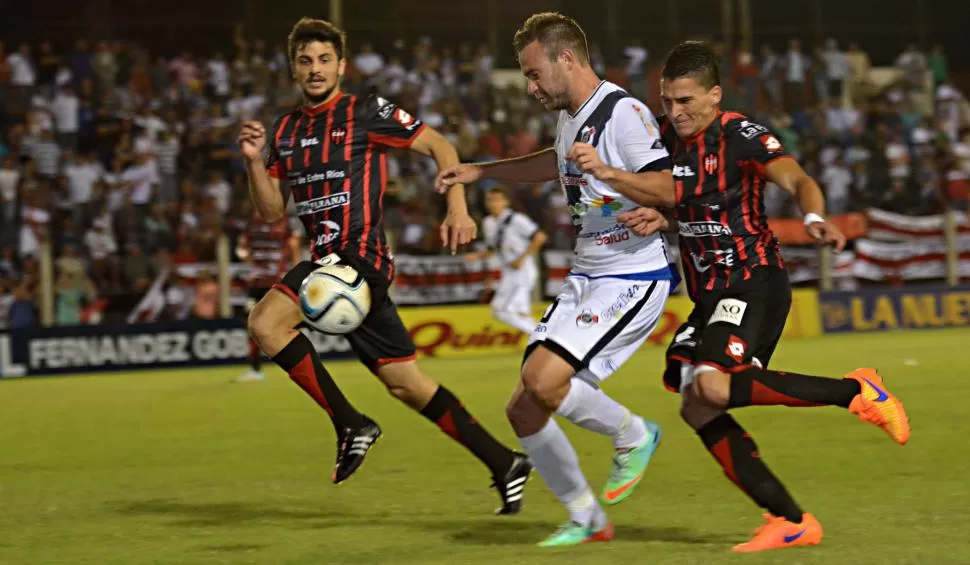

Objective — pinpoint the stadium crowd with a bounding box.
[0,34,968,329]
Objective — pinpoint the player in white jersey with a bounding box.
[437,12,675,547]
[465,187,546,334]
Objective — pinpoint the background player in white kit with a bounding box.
[464,187,546,334]
[437,12,675,547]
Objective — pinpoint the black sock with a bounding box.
[273,333,365,431]
[697,414,804,523]
[249,339,262,371]
[420,386,515,477]
[729,366,861,409]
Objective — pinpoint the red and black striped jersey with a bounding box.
[660,111,788,301]
[239,216,295,288]
[266,92,426,282]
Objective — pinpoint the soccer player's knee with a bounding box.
[246,300,274,346]
[505,388,546,433]
[679,390,724,431]
[691,367,730,407]
[520,366,558,409]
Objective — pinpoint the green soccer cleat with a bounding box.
[600,418,662,505]
[537,521,615,547]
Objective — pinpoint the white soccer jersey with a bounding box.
[482,209,539,281]
[555,81,672,277]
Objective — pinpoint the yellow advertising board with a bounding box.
[398,289,821,359]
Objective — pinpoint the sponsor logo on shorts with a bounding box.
[600,284,642,322]
[295,192,350,215]
[709,298,747,326]
[673,325,697,348]
[725,335,747,363]
[575,309,599,328]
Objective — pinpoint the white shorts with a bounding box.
[491,272,535,315]
[528,275,670,381]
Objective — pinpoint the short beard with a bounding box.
[303,81,339,106]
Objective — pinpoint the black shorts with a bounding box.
[272,254,417,374]
[663,266,791,392]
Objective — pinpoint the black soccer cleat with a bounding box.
[492,452,533,515]
[332,416,382,484]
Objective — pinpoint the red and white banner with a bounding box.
[391,255,503,305]
[127,208,965,319]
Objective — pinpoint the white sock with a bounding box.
[555,377,648,450]
[494,309,537,334]
[518,419,607,528]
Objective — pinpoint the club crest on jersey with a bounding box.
[580,125,596,144]
[704,154,719,175]
[330,127,347,144]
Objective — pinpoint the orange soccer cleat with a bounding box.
[732,513,823,553]
[845,368,911,445]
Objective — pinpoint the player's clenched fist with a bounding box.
[238,120,267,162]
[435,164,483,194]
[566,142,612,181]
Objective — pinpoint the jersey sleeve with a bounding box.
[366,95,426,149]
[511,213,539,240]
[726,116,790,166]
[610,98,672,173]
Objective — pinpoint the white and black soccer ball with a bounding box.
[299,264,371,334]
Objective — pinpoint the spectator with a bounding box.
[354,43,385,83]
[781,38,809,111]
[928,44,948,88]
[821,154,853,214]
[7,283,36,329]
[30,128,61,179]
[191,269,219,320]
[895,43,927,95]
[623,39,648,99]
[759,44,782,107]
[55,264,96,326]
[822,38,850,103]
[84,216,118,267]
[123,242,154,292]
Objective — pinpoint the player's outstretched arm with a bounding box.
[410,126,477,254]
[435,148,559,193]
[238,120,285,222]
[566,142,675,207]
[767,158,846,252]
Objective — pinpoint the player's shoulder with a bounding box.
[719,111,771,140]
[270,109,301,135]
[359,92,398,119]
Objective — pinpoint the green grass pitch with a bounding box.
[2,328,969,565]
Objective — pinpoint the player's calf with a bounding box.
[682,390,807,526]
[376,360,529,513]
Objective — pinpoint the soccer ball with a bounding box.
[299,264,371,334]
